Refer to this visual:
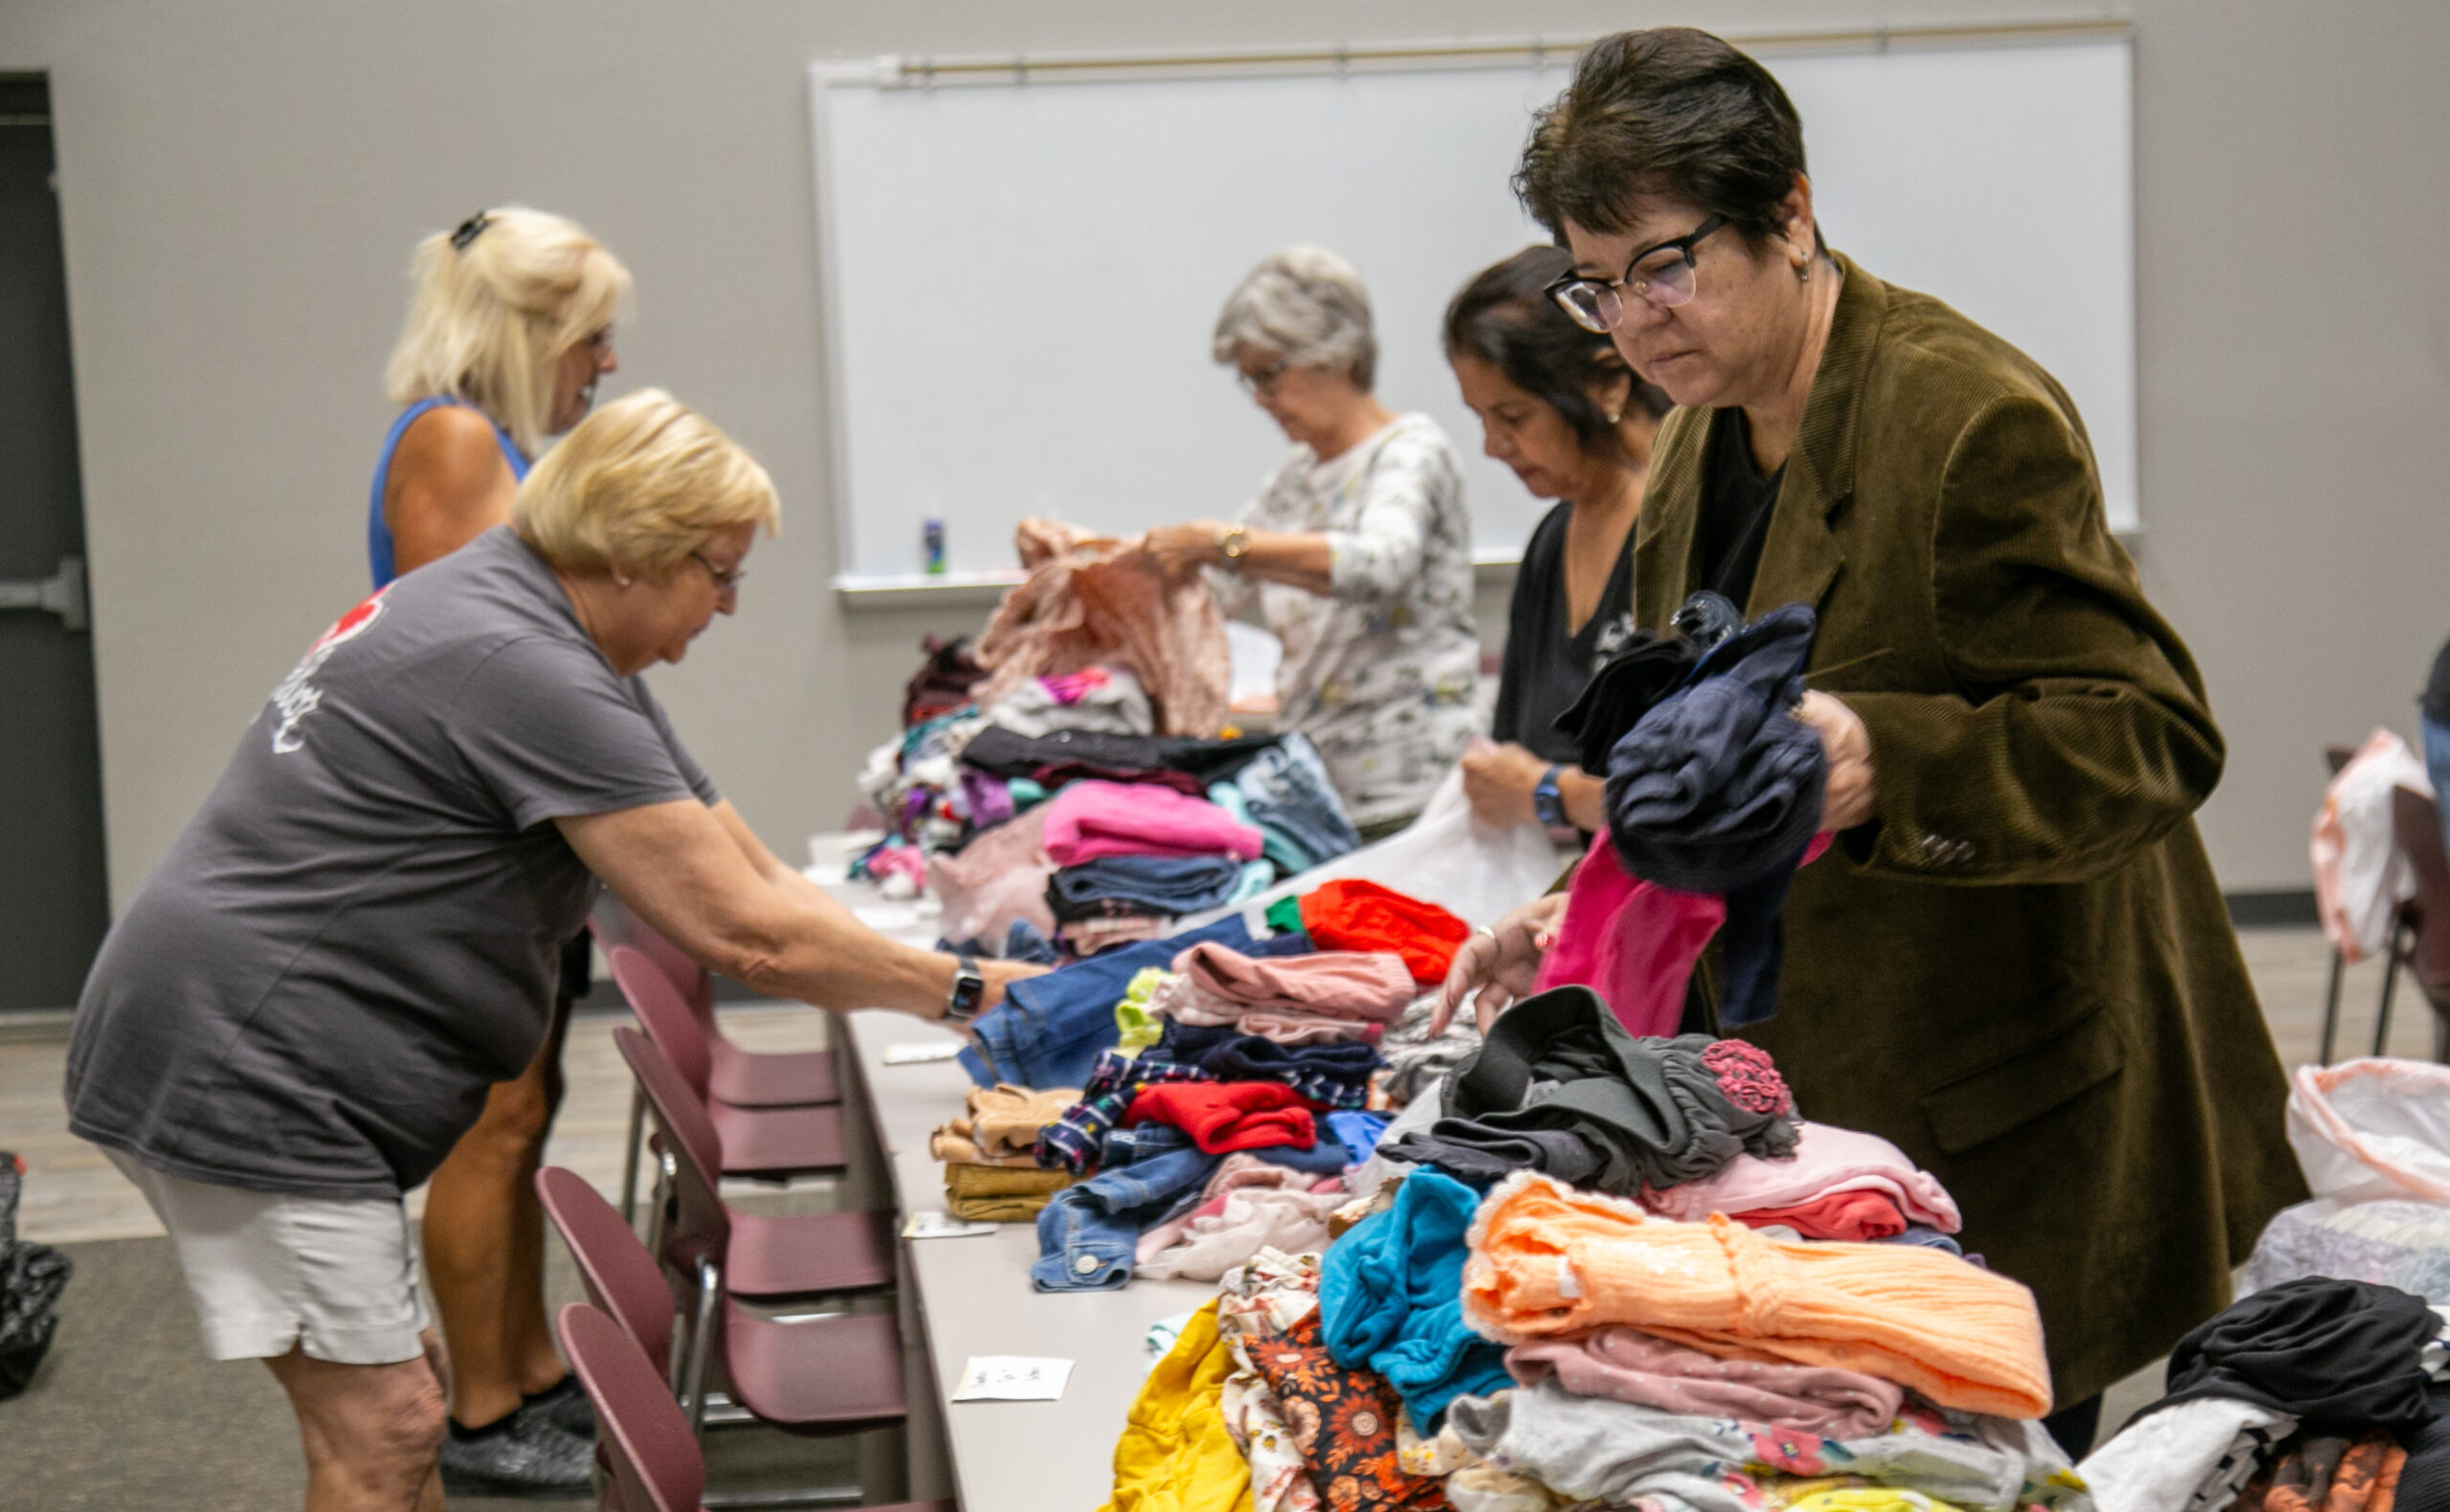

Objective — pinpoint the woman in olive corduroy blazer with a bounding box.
[1452,27,2309,1447]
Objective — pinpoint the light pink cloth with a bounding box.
[1169,942,1415,1023]
[1149,976,1383,1044]
[973,519,1231,737]
[928,805,1056,945]
[1535,832,1835,1036]
[1040,780,1263,865]
[1139,1182,1348,1281]
[1136,1155,1311,1261]
[1505,1325,1904,1439]
[1640,1119,1963,1234]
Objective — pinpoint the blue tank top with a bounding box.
[368,396,530,589]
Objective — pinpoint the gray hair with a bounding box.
[1211,244,1378,391]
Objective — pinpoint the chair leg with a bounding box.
[2374,923,2409,1058]
[2320,947,2347,1065]
[685,1256,722,1441]
[617,1078,646,1220]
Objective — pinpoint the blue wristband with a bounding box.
[1531,766,1568,828]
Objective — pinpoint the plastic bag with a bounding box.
[1207,767,1573,931]
[2240,1059,2450,1300]
[2311,727,2433,962]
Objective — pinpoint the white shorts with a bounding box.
[106,1149,430,1365]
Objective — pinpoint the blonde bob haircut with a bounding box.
[515,389,779,581]
[383,206,632,456]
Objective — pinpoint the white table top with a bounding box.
[843,1009,1212,1512]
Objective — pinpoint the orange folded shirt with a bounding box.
[1462,1171,2051,1419]
[1299,878,1471,985]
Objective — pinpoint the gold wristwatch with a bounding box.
[1217,523,1250,566]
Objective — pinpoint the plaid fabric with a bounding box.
[1036,1051,1214,1175]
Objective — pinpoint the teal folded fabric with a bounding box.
[1318,1168,1512,1429]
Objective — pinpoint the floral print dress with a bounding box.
[1212,414,1480,828]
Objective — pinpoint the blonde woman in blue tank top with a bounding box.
[369,206,626,1496]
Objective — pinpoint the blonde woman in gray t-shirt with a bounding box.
[1147,245,1480,836]
[67,391,1039,1512]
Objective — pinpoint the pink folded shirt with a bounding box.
[1640,1119,1963,1234]
[1040,779,1262,865]
[1505,1325,1904,1440]
[1170,941,1416,1023]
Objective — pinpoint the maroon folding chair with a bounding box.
[2376,785,2450,1062]
[614,1028,893,1419]
[558,1301,947,1512]
[595,902,841,1221]
[613,949,850,1190]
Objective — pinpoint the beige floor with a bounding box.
[8,924,2440,1244]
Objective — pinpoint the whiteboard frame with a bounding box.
[809,21,2137,606]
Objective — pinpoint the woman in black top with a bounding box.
[1448,245,1673,831]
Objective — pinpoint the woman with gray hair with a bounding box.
[1147,244,1480,834]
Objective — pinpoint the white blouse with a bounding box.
[1212,413,1481,827]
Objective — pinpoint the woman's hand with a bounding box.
[1459,739,1550,827]
[1794,690,1877,832]
[1432,892,1569,1036]
[1143,521,1231,578]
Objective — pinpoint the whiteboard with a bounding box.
[812,37,2135,586]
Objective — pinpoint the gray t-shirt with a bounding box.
[65,527,717,1199]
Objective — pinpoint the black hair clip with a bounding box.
[449,211,494,252]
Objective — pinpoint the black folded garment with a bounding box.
[1383,986,1798,1194]
[2143,1278,2443,1434]
[1554,630,1704,775]
[961,726,1281,784]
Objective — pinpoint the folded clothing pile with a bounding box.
[2079,1278,2450,1512]
[929,1083,1081,1220]
[1159,941,1415,1038]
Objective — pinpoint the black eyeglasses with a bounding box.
[1546,213,1729,332]
[691,551,746,595]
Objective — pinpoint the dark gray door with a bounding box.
[0,77,109,1014]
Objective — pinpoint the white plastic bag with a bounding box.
[2311,727,2433,961]
[1212,767,1574,930]
[2287,1057,2450,1204]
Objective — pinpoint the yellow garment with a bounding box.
[943,1161,1070,1221]
[1116,967,1174,1053]
[1100,1300,1253,1512]
[1779,1491,1968,1511]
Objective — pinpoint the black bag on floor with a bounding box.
[0,1151,71,1399]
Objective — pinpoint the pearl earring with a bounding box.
[1608,410,1623,425]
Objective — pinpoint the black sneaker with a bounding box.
[515,1373,596,1440]
[436,1410,594,1499]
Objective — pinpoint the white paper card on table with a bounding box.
[902,1211,999,1240]
[853,902,920,932]
[951,1355,1074,1402]
[882,1040,964,1065]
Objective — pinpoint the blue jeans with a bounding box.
[1030,1125,1219,1291]
[1232,734,1362,872]
[959,915,1254,1089]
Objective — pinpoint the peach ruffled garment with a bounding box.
[973,519,1231,738]
[1461,1171,2051,1420]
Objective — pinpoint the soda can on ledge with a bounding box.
[923,517,947,576]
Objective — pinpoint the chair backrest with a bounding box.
[558,1303,705,1512]
[536,1167,678,1377]
[2392,785,2450,996]
[594,895,716,1020]
[612,946,714,1096]
[612,1027,731,1261]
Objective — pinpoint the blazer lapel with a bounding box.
[1633,404,1709,633]
[1746,255,1888,622]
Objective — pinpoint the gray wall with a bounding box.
[3,0,2442,904]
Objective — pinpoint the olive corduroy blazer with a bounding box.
[1637,254,2308,1406]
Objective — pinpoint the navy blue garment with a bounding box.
[1153,1020,1378,1107]
[1239,1140,1348,1179]
[959,921,1315,1090]
[1031,1124,1220,1291]
[1045,854,1246,923]
[1605,604,1825,1029]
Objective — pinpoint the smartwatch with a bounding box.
[1217,523,1250,567]
[944,954,986,1026]
[1531,765,1569,829]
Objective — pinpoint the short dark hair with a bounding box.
[1514,28,1825,255]
[1444,245,1673,460]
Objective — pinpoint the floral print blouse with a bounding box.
[1213,413,1480,828]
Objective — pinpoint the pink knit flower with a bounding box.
[1702,1039,1794,1116]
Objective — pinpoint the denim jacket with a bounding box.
[1030,1125,1220,1292]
